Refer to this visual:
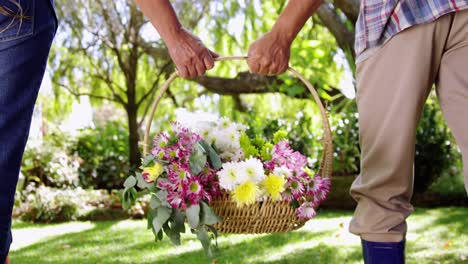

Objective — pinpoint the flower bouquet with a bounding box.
[121,109,331,256]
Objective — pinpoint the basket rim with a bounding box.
[142,55,333,179]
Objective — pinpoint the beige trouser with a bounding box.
[349,9,468,242]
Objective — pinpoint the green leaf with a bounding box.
[286,84,306,97]
[155,190,169,206]
[189,143,207,175]
[123,176,137,188]
[142,155,155,167]
[260,143,274,161]
[240,133,259,158]
[152,206,171,235]
[165,222,181,246]
[172,209,186,234]
[273,130,288,144]
[200,201,222,225]
[196,227,212,258]
[157,230,163,241]
[200,141,222,170]
[147,209,156,230]
[206,225,219,248]
[122,187,137,209]
[186,204,201,229]
[150,194,161,209]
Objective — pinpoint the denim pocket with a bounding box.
[0,0,34,42]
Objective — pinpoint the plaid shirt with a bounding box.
[355,0,468,60]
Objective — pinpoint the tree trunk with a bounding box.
[127,103,141,168]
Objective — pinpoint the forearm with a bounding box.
[271,0,323,44]
[135,0,182,45]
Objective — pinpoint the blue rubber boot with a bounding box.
[362,240,405,264]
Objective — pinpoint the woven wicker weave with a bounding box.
[210,192,306,234]
[143,56,333,234]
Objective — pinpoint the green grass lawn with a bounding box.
[10,208,468,264]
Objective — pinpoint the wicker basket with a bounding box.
[143,56,333,234]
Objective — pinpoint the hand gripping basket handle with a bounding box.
[143,55,333,179]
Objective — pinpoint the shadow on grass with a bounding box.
[153,230,362,264]
[11,208,468,264]
[11,220,353,264]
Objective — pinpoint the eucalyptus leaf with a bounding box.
[155,190,168,201]
[123,176,137,188]
[136,172,153,189]
[142,155,155,167]
[152,206,171,235]
[200,141,222,170]
[162,222,171,237]
[189,143,207,175]
[156,207,172,224]
[152,217,162,235]
[172,209,186,234]
[206,225,219,248]
[200,201,222,225]
[155,190,169,207]
[186,204,201,229]
[150,194,161,209]
[122,187,137,209]
[196,227,212,258]
[166,223,181,246]
[147,210,156,230]
[169,231,181,245]
[157,230,163,241]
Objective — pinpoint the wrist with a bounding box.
[269,24,295,46]
[270,25,296,46]
[162,25,184,46]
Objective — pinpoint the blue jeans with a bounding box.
[0,0,57,262]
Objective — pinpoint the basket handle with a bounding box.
[143,55,333,178]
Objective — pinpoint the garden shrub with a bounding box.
[414,99,456,193]
[15,185,150,222]
[17,185,111,222]
[73,121,130,190]
[243,105,361,176]
[21,132,79,188]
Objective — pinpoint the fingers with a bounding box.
[195,61,206,76]
[177,50,216,79]
[209,50,220,58]
[249,59,288,76]
[203,52,215,70]
[177,65,189,79]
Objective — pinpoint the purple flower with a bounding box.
[265,140,309,176]
[306,175,331,206]
[289,177,305,200]
[297,201,317,220]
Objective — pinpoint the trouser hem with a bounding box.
[361,233,406,243]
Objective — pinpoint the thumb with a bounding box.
[209,50,220,58]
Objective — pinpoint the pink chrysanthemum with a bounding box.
[265,140,309,176]
[281,187,295,202]
[306,175,331,206]
[297,202,317,220]
[289,177,305,200]
[167,190,187,210]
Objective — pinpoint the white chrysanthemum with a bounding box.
[217,163,238,191]
[217,162,248,191]
[193,120,216,134]
[231,150,244,162]
[212,128,242,159]
[218,117,232,129]
[243,157,266,183]
[176,108,218,129]
[273,166,293,179]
